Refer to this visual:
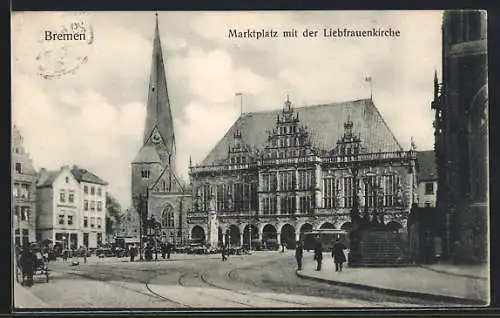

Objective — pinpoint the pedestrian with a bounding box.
[332,238,347,272]
[20,246,35,286]
[221,245,228,261]
[130,244,136,262]
[295,240,303,271]
[313,236,323,271]
[81,245,87,264]
[166,243,172,260]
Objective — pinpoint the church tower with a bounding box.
[132,14,181,206]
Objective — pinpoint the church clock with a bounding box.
[152,131,162,144]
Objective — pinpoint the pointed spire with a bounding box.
[284,94,292,111]
[189,155,192,168]
[143,13,176,170]
[433,70,439,99]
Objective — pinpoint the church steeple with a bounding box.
[143,13,176,166]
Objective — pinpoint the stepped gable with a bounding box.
[200,98,403,166]
[416,150,437,182]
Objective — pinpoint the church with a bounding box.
[188,97,418,248]
[131,15,191,246]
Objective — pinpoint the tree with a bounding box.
[106,193,123,236]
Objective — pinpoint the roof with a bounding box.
[37,170,60,187]
[200,98,403,165]
[71,167,108,185]
[132,144,161,164]
[416,150,437,181]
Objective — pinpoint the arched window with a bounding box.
[162,205,175,229]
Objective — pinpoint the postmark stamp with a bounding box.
[36,14,94,79]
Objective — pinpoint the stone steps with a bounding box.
[351,231,410,267]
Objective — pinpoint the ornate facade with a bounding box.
[188,97,417,248]
[12,125,38,247]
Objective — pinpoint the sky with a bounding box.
[11,11,443,209]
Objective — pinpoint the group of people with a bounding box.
[295,236,348,272]
[16,244,46,286]
[129,242,173,262]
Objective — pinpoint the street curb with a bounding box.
[418,265,488,281]
[295,270,486,306]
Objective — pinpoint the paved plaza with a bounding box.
[14,250,487,309]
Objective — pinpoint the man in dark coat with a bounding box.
[166,243,172,259]
[332,238,347,272]
[130,244,136,262]
[221,245,227,261]
[313,236,323,271]
[20,246,35,286]
[161,243,167,259]
[295,241,303,270]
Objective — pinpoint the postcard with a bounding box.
[11,10,489,311]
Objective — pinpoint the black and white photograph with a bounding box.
[11,10,489,311]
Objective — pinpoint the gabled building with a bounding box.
[36,165,108,249]
[36,166,82,249]
[71,165,108,248]
[12,125,38,247]
[131,15,191,245]
[188,97,418,248]
[416,150,438,208]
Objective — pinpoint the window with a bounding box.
[344,177,354,208]
[68,191,75,203]
[425,182,434,195]
[67,215,73,225]
[162,206,175,228]
[13,183,19,198]
[299,170,314,190]
[84,200,89,211]
[91,186,95,195]
[60,190,66,202]
[97,217,102,229]
[90,201,95,211]
[58,214,65,225]
[97,201,102,211]
[83,217,88,228]
[90,217,95,228]
[425,202,431,207]
[280,195,296,214]
[141,170,150,179]
[84,185,88,194]
[15,162,22,174]
[97,187,102,196]
[300,195,314,214]
[65,177,69,183]
[323,177,336,209]
[384,175,399,206]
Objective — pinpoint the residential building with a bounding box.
[416,150,438,208]
[71,165,108,248]
[36,165,108,249]
[12,125,37,247]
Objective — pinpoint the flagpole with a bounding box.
[235,93,243,116]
